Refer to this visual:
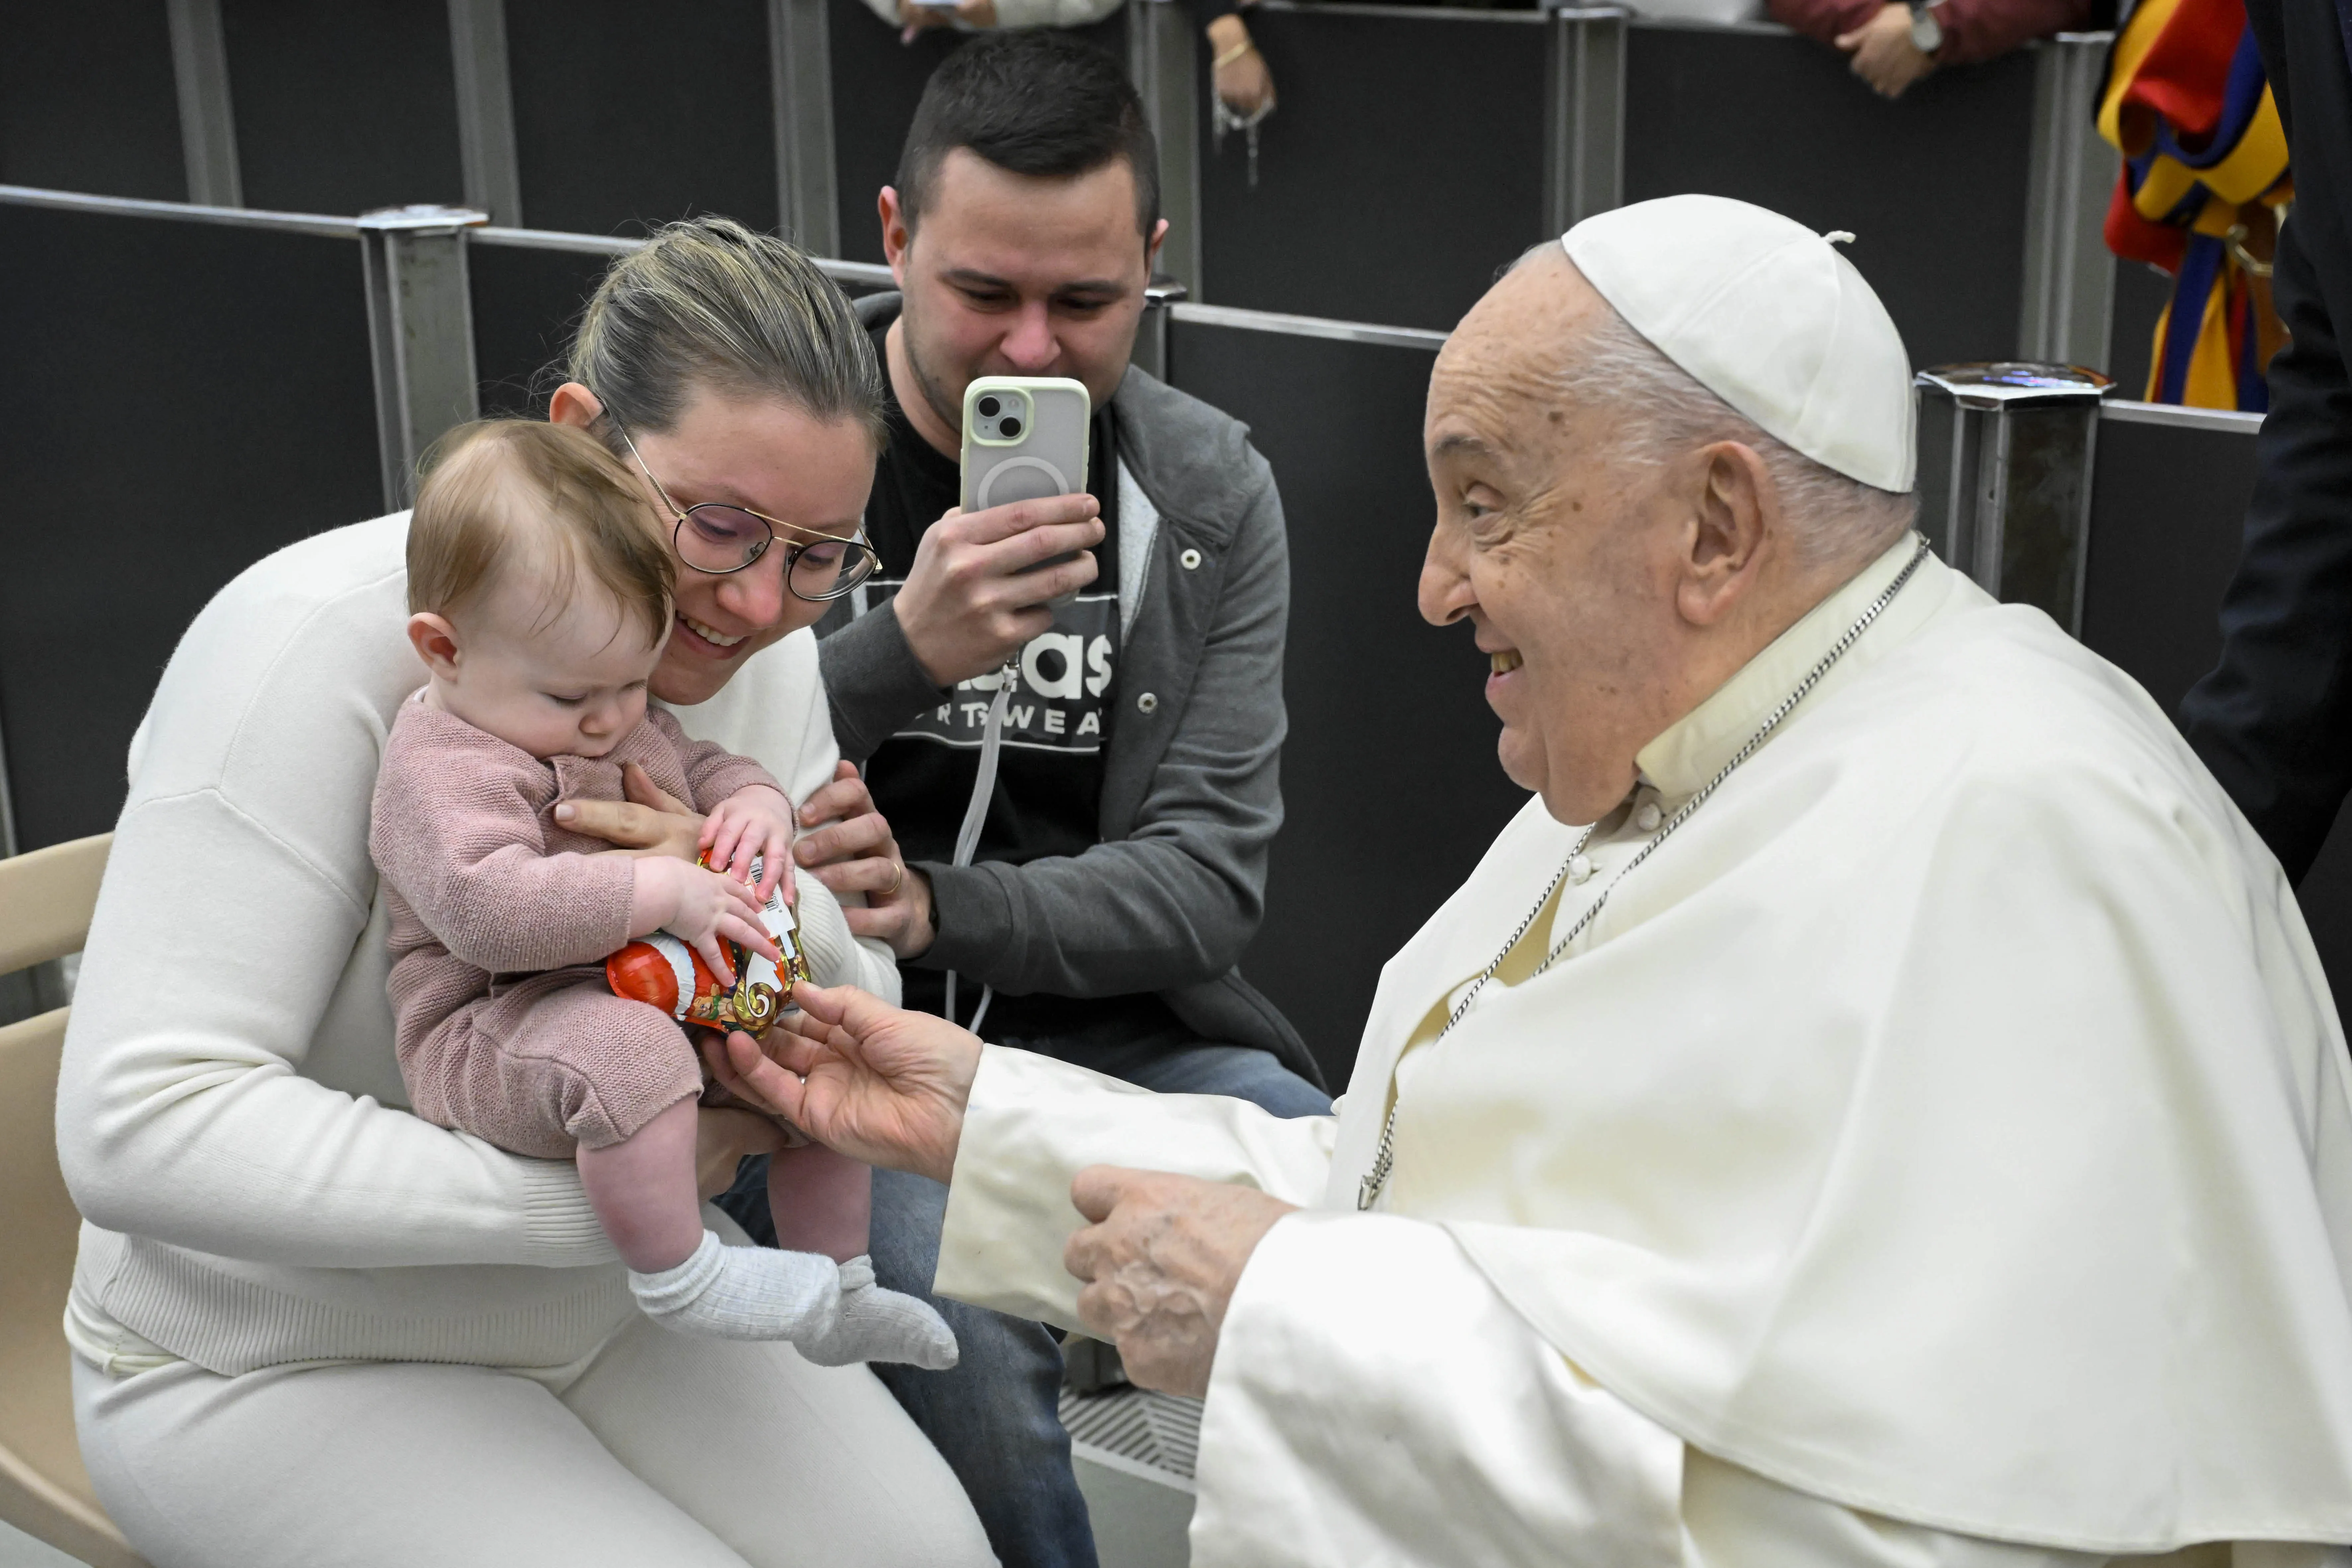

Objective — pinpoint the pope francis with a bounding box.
[714,195,2352,1565]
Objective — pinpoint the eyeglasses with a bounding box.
[609,416,879,603]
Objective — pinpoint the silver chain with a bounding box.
[1356,539,1931,1211]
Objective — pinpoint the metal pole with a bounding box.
[1542,4,1627,236]
[1130,0,1203,299]
[166,0,242,207]
[361,206,492,512]
[449,0,525,225]
[2017,33,2120,368]
[771,0,841,254]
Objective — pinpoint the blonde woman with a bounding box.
[56,219,997,1568]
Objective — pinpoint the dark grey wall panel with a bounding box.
[0,0,185,200]
[1194,9,1546,330]
[0,205,381,851]
[825,0,1132,264]
[1166,319,1529,1085]
[2106,259,2171,398]
[471,242,616,415]
[1624,26,2036,370]
[2080,410,2352,1015]
[223,0,465,215]
[506,0,779,236]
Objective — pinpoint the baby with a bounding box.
[368,418,951,1367]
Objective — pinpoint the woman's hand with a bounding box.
[699,982,979,1184]
[694,1106,793,1201]
[794,761,937,959]
[555,762,705,861]
[1835,3,1935,98]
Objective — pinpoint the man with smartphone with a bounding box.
[729,33,1327,1567]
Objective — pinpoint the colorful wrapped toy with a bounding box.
[606,855,812,1035]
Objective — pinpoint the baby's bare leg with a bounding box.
[766,1143,873,1264]
[576,1097,705,1273]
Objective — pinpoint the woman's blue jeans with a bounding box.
[717,1037,1329,1568]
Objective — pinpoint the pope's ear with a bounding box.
[1679,441,1773,626]
[407,612,464,681]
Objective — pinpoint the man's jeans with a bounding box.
[717,1038,1329,1568]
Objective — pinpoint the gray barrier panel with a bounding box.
[0,201,382,854]
[1624,23,2037,371]
[471,237,619,414]
[0,0,186,201]
[2079,401,2352,1016]
[505,0,781,236]
[823,0,1133,264]
[1192,4,1549,332]
[220,0,466,216]
[1164,309,1528,1085]
[2106,261,2171,401]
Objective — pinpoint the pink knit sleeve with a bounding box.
[647,707,787,815]
[369,715,638,973]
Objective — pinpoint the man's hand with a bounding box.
[1835,3,1935,97]
[893,496,1105,688]
[794,760,937,958]
[1065,1168,1297,1398]
[555,762,705,861]
[700,981,980,1183]
[694,1106,792,1201]
[1207,15,1276,116]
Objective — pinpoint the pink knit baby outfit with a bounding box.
[369,695,782,1158]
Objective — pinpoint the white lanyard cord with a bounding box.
[942,657,1015,1035]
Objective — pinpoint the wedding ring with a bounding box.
[882,860,906,898]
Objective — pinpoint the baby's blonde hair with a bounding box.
[407,420,675,648]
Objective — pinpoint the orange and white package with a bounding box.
[606,855,813,1034]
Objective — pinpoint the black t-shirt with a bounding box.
[851,317,1177,1045]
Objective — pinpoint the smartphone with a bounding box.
[960,375,1091,513]
[961,376,1093,608]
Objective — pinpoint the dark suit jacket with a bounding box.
[2177,0,2352,883]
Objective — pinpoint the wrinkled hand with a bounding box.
[555,762,705,862]
[794,761,935,958]
[1065,1168,1296,1398]
[897,0,995,40]
[894,496,1103,688]
[694,1106,792,1201]
[1835,3,1935,97]
[702,783,795,904]
[701,982,979,1184]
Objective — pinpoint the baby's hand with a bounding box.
[632,857,782,986]
[701,785,796,905]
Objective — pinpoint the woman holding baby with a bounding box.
[52,220,998,1566]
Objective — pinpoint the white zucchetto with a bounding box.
[1561,194,1918,494]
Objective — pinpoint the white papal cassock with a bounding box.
[933,535,2352,1567]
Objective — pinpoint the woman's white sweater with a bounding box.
[55,515,901,1376]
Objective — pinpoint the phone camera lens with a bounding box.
[999,416,1022,438]
[977,396,1001,418]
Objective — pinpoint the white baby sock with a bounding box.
[629,1232,957,1369]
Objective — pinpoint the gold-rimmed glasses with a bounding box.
[611,417,879,603]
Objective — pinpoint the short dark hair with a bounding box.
[894,34,1160,241]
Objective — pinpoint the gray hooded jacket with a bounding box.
[817,294,1318,1087]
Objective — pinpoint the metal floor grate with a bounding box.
[1060,1384,1203,1489]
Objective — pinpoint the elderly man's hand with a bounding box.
[1835,3,1936,97]
[701,981,979,1184]
[554,762,704,861]
[1064,1167,1297,1398]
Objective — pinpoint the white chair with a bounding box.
[0,833,145,1568]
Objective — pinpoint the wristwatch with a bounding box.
[1908,0,1945,54]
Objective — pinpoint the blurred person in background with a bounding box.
[864,0,1276,118]
[1772,0,2099,97]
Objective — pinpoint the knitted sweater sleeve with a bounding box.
[54,523,615,1269]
